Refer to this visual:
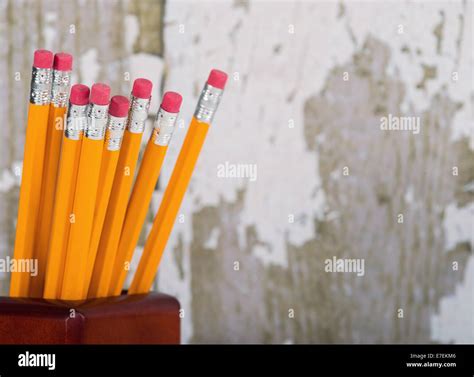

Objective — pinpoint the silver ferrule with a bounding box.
[127,95,151,133]
[30,66,53,105]
[151,108,179,146]
[194,83,224,124]
[51,69,72,107]
[105,115,127,151]
[65,103,87,140]
[85,103,109,140]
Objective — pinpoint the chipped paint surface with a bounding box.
[0,0,471,344]
[160,0,473,343]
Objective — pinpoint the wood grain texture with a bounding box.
[0,293,180,344]
[158,1,473,343]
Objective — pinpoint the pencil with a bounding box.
[83,95,130,293]
[60,83,110,300]
[10,50,54,297]
[109,92,182,296]
[88,79,152,298]
[43,84,89,299]
[128,70,227,295]
[30,52,73,298]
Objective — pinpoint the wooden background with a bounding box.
[0,0,472,344]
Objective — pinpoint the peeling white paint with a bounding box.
[162,0,334,272]
[431,256,474,343]
[204,227,220,249]
[345,0,472,142]
[404,185,415,204]
[124,14,139,54]
[43,12,57,50]
[160,0,473,343]
[79,48,100,86]
[252,244,274,267]
[0,169,16,193]
[442,203,474,252]
[0,161,21,193]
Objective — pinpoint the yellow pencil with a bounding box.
[10,50,53,297]
[129,70,227,294]
[60,83,110,300]
[109,92,182,296]
[43,84,89,299]
[83,95,130,294]
[30,52,73,298]
[88,79,152,298]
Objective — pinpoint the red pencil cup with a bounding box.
[0,292,180,344]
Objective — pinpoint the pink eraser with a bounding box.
[53,52,73,71]
[207,69,228,90]
[90,83,111,105]
[69,84,90,106]
[33,49,53,69]
[161,91,182,113]
[109,95,130,118]
[132,78,153,99]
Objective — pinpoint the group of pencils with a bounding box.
[10,49,227,301]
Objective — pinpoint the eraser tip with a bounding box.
[33,49,53,69]
[161,91,182,113]
[90,83,111,105]
[132,78,153,99]
[69,84,90,106]
[207,69,228,90]
[109,95,130,118]
[53,52,73,71]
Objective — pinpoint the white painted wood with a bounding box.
[0,0,471,345]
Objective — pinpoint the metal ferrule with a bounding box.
[85,103,109,140]
[193,83,224,124]
[65,103,87,140]
[151,108,179,146]
[30,66,53,105]
[51,69,72,107]
[127,95,151,133]
[105,115,127,151]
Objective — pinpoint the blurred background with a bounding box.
[0,0,472,344]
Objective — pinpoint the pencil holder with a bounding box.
[0,292,180,344]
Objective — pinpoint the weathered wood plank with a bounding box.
[160,0,473,343]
